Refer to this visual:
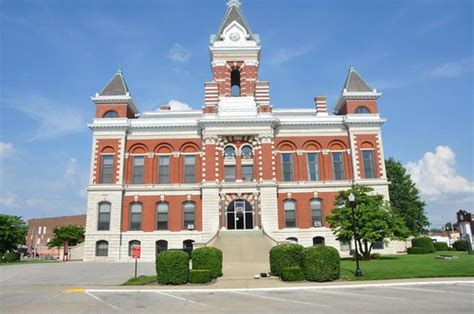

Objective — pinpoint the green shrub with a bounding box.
[433,242,449,251]
[302,246,340,282]
[192,247,223,278]
[370,253,381,260]
[407,247,431,254]
[189,269,213,284]
[281,266,305,282]
[156,250,189,285]
[1,251,19,263]
[411,237,436,253]
[269,243,304,276]
[453,240,469,251]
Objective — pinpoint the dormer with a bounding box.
[334,66,381,115]
[91,69,139,119]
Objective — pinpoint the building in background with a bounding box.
[84,1,403,261]
[26,215,86,257]
[457,210,473,249]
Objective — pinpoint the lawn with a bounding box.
[0,259,59,266]
[122,275,157,286]
[341,251,474,280]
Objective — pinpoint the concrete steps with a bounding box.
[211,230,275,279]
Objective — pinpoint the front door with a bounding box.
[226,199,253,230]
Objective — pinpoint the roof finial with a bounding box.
[117,66,122,74]
[349,65,354,71]
[227,0,241,7]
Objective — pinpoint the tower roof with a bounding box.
[342,66,373,93]
[99,68,130,96]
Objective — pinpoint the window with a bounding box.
[310,199,323,227]
[242,165,253,182]
[183,202,195,230]
[241,146,253,159]
[307,153,319,181]
[224,146,236,159]
[98,202,111,231]
[281,153,294,181]
[128,240,140,256]
[362,150,376,179]
[184,155,196,183]
[132,156,144,184]
[332,152,345,180]
[373,241,384,250]
[286,237,298,244]
[43,226,47,234]
[96,240,108,256]
[284,200,296,228]
[156,202,169,230]
[157,156,170,184]
[355,106,370,114]
[231,70,241,97]
[130,203,142,231]
[313,236,325,246]
[156,240,168,255]
[224,165,236,181]
[183,239,195,257]
[103,110,118,118]
[340,241,351,251]
[100,155,114,183]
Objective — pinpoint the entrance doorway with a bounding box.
[226,199,253,230]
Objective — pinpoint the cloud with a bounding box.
[3,96,86,140]
[0,142,14,158]
[405,146,474,202]
[156,99,192,111]
[64,158,79,186]
[415,16,453,36]
[268,47,312,66]
[168,43,191,64]
[427,57,474,79]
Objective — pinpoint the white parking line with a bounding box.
[232,290,331,307]
[155,291,210,307]
[85,291,121,311]
[390,286,474,296]
[315,289,406,301]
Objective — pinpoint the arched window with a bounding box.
[310,199,323,227]
[286,237,298,244]
[156,240,168,255]
[313,236,325,246]
[231,70,241,97]
[98,202,111,231]
[156,202,169,230]
[130,202,142,231]
[284,200,296,228]
[128,240,140,256]
[103,110,119,118]
[183,239,195,257]
[183,201,195,230]
[96,240,108,256]
[224,146,236,159]
[241,146,253,159]
[355,106,370,114]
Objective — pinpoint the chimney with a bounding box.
[314,96,328,116]
[160,104,171,111]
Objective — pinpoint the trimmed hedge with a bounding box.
[453,240,469,251]
[433,242,449,251]
[156,250,189,285]
[407,247,431,254]
[302,246,340,282]
[411,237,436,253]
[269,243,304,276]
[189,269,213,284]
[1,251,19,263]
[192,247,223,278]
[281,266,305,282]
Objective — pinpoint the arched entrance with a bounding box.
[226,199,253,230]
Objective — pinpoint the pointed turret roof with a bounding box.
[342,66,373,93]
[99,68,130,96]
[211,0,259,44]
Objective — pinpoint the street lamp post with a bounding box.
[349,192,363,277]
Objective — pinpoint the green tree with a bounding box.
[326,185,409,260]
[385,158,429,236]
[47,225,85,249]
[0,214,28,255]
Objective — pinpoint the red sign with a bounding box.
[131,245,141,259]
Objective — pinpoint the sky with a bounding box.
[0,0,472,228]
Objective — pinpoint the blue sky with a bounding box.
[0,0,472,227]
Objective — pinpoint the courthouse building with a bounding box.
[84,1,400,261]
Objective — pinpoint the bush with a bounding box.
[1,251,20,263]
[302,246,340,282]
[370,253,381,260]
[453,240,469,251]
[192,247,223,279]
[407,247,431,254]
[156,250,189,285]
[189,269,213,284]
[433,242,449,251]
[269,243,304,276]
[411,237,436,253]
[281,266,305,282]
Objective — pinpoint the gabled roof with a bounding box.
[99,68,130,96]
[211,0,259,44]
[342,66,373,93]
